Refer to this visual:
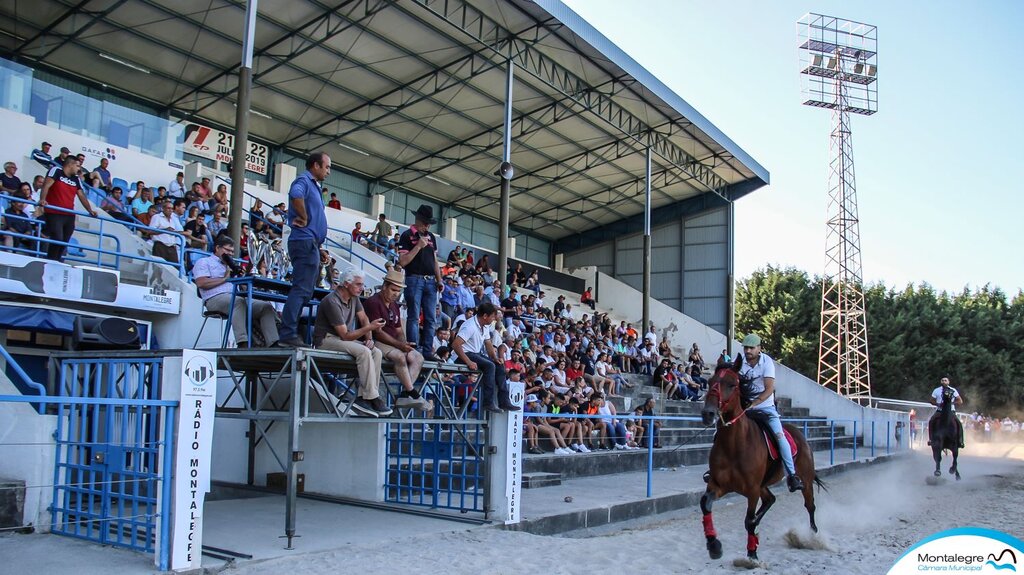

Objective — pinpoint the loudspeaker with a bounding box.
[72,317,142,351]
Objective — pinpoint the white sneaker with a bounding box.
[555,447,572,456]
[626,445,641,450]
[577,444,591,453]
[570,443,582,452]
[614,444,626,450]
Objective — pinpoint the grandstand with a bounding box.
[0,0,906,570]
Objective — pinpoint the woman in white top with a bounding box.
[551,359,569,391]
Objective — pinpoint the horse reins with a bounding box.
[709,378,747,427]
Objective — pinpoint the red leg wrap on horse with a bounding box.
[747,533,759,552]
[703,514,717,538]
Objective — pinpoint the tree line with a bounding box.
[734,266,1024,417]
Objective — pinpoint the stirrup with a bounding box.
[787,475,804,492]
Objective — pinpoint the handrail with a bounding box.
[240,188,391,274]
[2,192,189,277]
[0,341,48,398]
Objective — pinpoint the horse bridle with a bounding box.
[707,369,747,427]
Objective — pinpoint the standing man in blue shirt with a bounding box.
[277,151,330,347]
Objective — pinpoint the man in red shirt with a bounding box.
[327,193,341,210]
[362,269,433,411]
[37,156,97,261]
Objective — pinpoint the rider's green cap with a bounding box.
[741,334,761,347]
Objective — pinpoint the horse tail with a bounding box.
[813,475,828,493]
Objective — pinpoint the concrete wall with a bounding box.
[0,375,56,531]
[561,206,730,333]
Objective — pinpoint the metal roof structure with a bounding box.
[1,0,769,243]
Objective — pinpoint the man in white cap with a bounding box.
[363,269,433,412]
[738,333,803,492]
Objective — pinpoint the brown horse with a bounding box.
[699,358,823,561]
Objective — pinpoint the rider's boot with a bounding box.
[787,474,804,492]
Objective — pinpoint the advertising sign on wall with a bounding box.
[182,122,268,175]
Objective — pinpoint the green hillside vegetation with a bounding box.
[735,266,1024,417]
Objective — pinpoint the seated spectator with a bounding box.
[209,184,229,215]
[183,207,209,250]
[689,362,708,390]
[168,171,186,198]
[351,221,367,245]
[581,284,598,311]
[31,141,54,169]
[30,175,43,203]
[100,186,134,223]
[512,262,526,287]
[689,343,705,370]
[653,358,678,399]
[658,339,676,361]
[534,390,576,455]
[559,303,573,320]
[525,270,540,295]
[591,393,634,450]
[137,204,158,232]
[209,210,227,239]
[675,364,701,401]
[1,161,21,193]
[249,198,266,228]
[53,147,72,172]
[199,177,212,199]
[2,195,38,252]
[313,270,390,417]
[267,203,285,229]
[131,188,154,218]
[328,193,341,209]
[92,158,112,190]
[150,199,185,264]
[639,340,658,375]
[362,269,433,412]
[639,398,663,448]
[452,301,519,414]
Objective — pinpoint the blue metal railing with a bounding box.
[0,341,47,400]
[1,192,189,277]
[523,412,905,498]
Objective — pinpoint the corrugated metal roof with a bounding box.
[0,0,768,240]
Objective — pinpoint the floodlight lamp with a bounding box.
[812,54,823,67]
[496,162,514,180]
[826,57,838,70]
[854,63,864,74]
[866,65,877,77]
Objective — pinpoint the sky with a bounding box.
[563,0,1023,296]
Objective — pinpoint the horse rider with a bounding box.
[738,334,804,492]
[928,376,965,448]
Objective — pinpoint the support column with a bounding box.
[727,200,736,356]
[497,60,514,290]
[642,148,652,334]
[228,0,258,244]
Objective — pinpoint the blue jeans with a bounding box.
[755,405,796,476]
[465,351,507,409]
[603,419,627,446]
[404,275,439,354]
[280,238,319,342]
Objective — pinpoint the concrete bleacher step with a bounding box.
[522,472,562,489]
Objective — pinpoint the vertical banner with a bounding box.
[170,350,217,570]
[504,381,525,524]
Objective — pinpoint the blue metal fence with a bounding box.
[50,356,173,560]
[385,419,488,514]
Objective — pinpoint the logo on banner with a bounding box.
[184,356,215,388]
[81,145,117,161]
[888,527,1024,574]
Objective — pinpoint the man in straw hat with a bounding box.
[363,269,433,412]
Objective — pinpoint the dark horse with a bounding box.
[929,390,962,480]
[699,358,823,561]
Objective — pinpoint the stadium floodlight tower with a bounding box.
[798,13,878,404]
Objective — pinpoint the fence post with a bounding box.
[852,420,858,461]
[646,417,654,498]
[829,421,835,466]
[158,404,176,571]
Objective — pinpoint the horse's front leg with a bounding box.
[700,488,723,560]
[932,445,942,477]
[950,447,961,481]
[753,486,776,528]
[744,494,760,560]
